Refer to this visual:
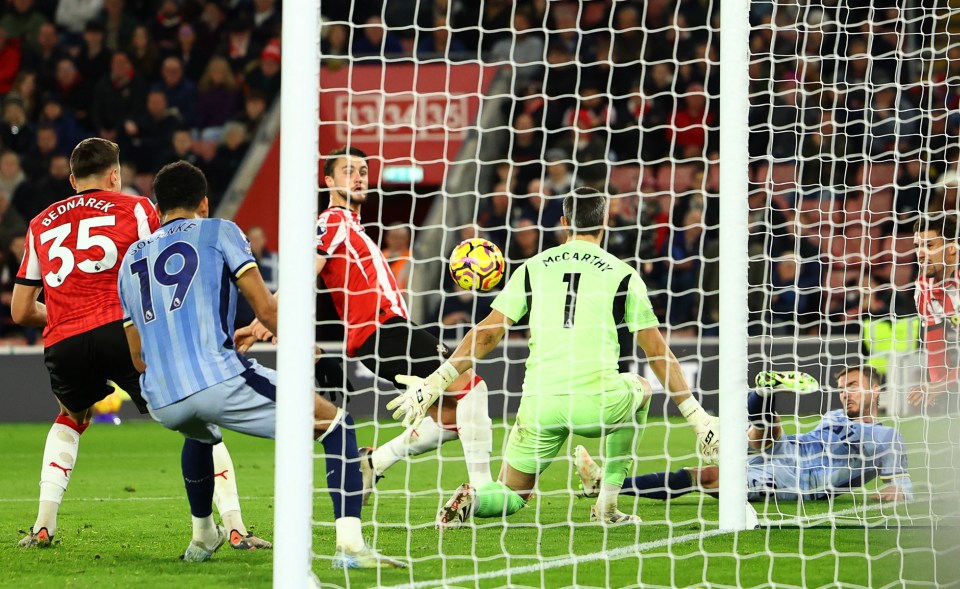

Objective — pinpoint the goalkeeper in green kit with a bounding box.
[389,187,719,526]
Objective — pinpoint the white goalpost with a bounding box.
[273,0,319,585]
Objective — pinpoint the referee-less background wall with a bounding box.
[0,338,890,423]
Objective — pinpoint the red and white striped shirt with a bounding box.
[16,190,159,346]
[315,207,408,356]
[914,274,960,383]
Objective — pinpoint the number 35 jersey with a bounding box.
[118,218,257,408]
[16,189,159,346]
[492,239,659,397]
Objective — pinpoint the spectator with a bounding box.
[38,95,86,154]
[51,57,93,128]
[206,121,248,206]
[0,151,27,198]
[506,216,540,275]
[150,0,182,53]
[352,17,403,56]
[0,25,22,95]
[245,39,281,103]
[76,21,112,85]
[247,226,278,291]
[237,89,268,136]
[92,51,146,137]
[99,0,136,51]
[251,0,281,47]
[0,0,45,52]
[154,56,198,127]
[521,179,563,246]
[416,14,467,59]
[0,187,26,252]
[669,207,705,328]
[118,160,139,195]
[667,82,715,159]
[10,69,38,119]
[175,23,209,83]
[382,223,412,293]
[12,153,72,221]
[55,0,104,37]
[488,7,544,83]
[509,112,543,188]
[542,148,577,197]
[553,114,608,186]
[218,16,260,75]
[0,235,36,343]
[194,2,226,59]
[768,254,817,332]
[0,97,35,155]
[321,22,350,63]
[197,56,242,139]
[477,183,512,250]
[22,122,59,179]
[124,89,180,172]
[127,24,161,80]
[159,126,204,169]
[605,194,639,261]
[20,21,61,91]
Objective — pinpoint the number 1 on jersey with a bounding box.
[562,272,581,328]
[130,242,200,322]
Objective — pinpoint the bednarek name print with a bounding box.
[40,197,116,226]
[541,250,614,272]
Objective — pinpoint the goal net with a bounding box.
[276,1,960,587]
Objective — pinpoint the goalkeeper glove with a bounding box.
[678,397,720,465]
[387,362,460,429]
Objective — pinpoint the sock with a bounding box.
[455,376,494,487]
[747,391,777,428]
[621,469,695,500]
[473,481,527,518]
[181,438,216,530]
[318,411,363,519]
[191,514,219,547]
[335,517,364,552]
[596,482,623,516]
[34,415,88,535]
[371,414,457,476]
[211,442,246,535]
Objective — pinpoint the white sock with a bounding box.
[455,378,493,487]
[211,442,246,535]
[335,516,364,551]
[596,483,621,516]
[35,420,83,535]
[371,414,457,476]
[191,514,219,546]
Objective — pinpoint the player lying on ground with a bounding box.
[390,187,720,527]
[577,368,913,503]
[118,161,403,567]
[11,139,265,549]
[236,146,494,500]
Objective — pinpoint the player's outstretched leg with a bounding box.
[211,442,272,550]
[367,414,457,494]
[180,439,228,562]
[437,480,528,529]
[318,408,405,569]
[20,413,89,548]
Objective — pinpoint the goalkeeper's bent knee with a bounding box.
[474,481,527,518]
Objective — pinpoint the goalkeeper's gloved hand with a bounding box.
[387,362,460,429]
[678,398,720,465]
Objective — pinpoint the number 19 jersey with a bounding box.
[15,189,159,346]
[492,239,659,397]
[117,218,257,409]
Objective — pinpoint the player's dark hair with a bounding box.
[153,160,208,213]
[69,137,120,179]
[323,146,368,178]
[834,365,885,390]
[914,212,960,242]
[562,186,607,237]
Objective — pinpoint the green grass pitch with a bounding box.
[1,417,958,588]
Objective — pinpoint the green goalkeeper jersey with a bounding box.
[491,239,659,397]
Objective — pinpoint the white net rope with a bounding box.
[304,1,960,587]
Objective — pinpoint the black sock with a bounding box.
[181,438,215,518]
[319,413,363,519]
[747,391,777,428]
[621,469,695,500]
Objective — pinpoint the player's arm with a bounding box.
[871,430,914,502]
[123,323,147,373]
[236,266,278,336]
[636,325,719,462]
[443,309,513,374]
[10,283,46,328]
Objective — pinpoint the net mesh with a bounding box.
[304,1,960,587]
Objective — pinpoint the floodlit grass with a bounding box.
[1,416,956,588]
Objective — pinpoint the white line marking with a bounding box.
[0,495,269,503]
[380,503,898,589]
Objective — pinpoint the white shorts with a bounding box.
[148,361,277,444]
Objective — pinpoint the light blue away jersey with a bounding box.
[118,218,257,409]
[749,409,913,501]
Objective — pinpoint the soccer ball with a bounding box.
[449,238,505,291]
